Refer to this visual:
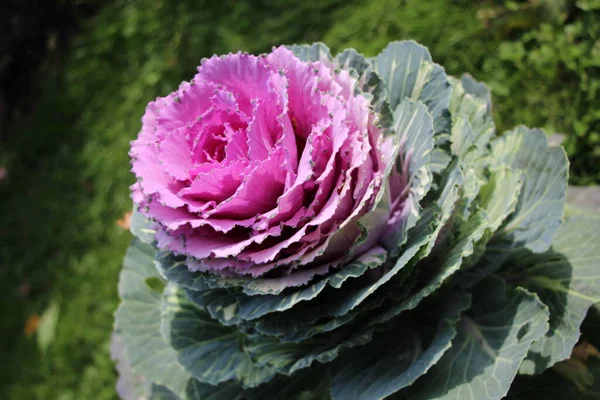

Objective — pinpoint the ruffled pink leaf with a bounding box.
[180,161,248,203]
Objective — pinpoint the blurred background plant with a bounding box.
[1,0,599,398]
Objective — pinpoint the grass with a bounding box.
[0,62,134,400]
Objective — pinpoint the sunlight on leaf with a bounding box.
[37,301,60,355]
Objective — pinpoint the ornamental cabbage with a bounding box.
[129,46,391,277]
[113,41,600,400]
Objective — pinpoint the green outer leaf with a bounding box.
[155,250,333,296]
[506,303,600,398]
[450,114,476,160]
[238,247,450,377]
[334,48,370,75]
[287,43,333,63]
[381,99,434,253]
[456,167,523,272]
[322,159,462,319]
[501,215,600,374]
[114,238,191,398]
[459,73,492,113]
[373,40,451,135]
[244,273,420,376]
[404,276,550,400]
[150,384,180,400]
[448,76,495,158]
[258,298,377,343]
[251,250,421,342]
[452,167,526,289]
[244,366,330,400]
[454,167,481,223]
[183,365,331,400]
[249,266,403,341]
[161,284,276,387]
[334,48,393,131]
[491,126,568,253]
[111,333,152,400]
[184,246,387,326]
[372,208,489,326]
[184,380,244,400]
[328,205,436,318]
[430,148,452,175]
[131,208,157,244]
[155,240,384,299]
[329,290,472,400]
[477,167,523,233]
[154,251,210,291]
[244,327,374,376]
[447,75,496,227]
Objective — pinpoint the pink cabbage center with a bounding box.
[130,47,386,277]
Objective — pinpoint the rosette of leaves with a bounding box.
[114,41,600,400]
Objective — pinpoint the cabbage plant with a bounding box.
[113,41,600,399]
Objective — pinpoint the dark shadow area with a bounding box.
[0,0,99,130]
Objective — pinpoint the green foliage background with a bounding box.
[0,0,598,398]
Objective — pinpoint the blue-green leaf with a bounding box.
[404,277,549,400]
[449,76,495,155]
[330,290,472,400]
[287,43,333,63]
[161,284,276,387]
[250,274,394,342]
[244,367,330,400]
[502,215,600,374]
[131,208,157,244]
[245,322,376,376]
[478,167,523,233]
[184,379,244,400]
[150,385,180,400]
[373,41,451,135]
[154,251,211,291]
[459,73,493,112]
[111,333,151,400]
[155,250,326,296]
[114,239,192,398]
[491,126,568,253]
[334,48,370,75]
[321,158,462,319]
[381,99,435,253]
[184,246,388,326]
[372,208,489,326]
[244,160,461,340]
